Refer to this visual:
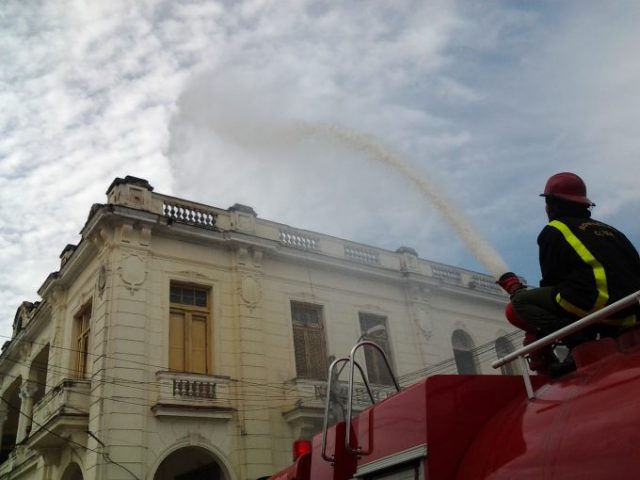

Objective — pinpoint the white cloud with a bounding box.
[2,0,640,337]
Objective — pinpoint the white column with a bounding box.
[16,381,38,443]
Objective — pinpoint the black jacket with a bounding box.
[538,215,640,318]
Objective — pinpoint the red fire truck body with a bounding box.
[270,325,640,479]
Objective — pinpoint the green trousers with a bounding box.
[510,286,575,335]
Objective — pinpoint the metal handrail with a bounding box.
[321,357,372,462]
[492,290,640,398]
[346,341,401,456]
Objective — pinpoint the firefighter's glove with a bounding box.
[497,272,525,296]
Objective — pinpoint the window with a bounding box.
[452,329,478,374]
[74,303,91,379]
[365,462,420,479]
[359,313,394,386]
[291,302,328,380]
[170,284,211,374]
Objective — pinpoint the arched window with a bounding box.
[495,336,519,375]
[452,329,478,374]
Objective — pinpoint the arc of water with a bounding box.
[290,122,509,279]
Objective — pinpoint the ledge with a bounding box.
[151,403,235,420]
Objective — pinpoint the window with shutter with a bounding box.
[452,329,478,374]
[169,284,211,374]
[291,302,328,379]
[359,313,394,386]
[74,302,92,379]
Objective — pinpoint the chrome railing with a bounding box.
[321,341,401,462]
[492,290,640,399]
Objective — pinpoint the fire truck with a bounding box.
[269,291,640,480]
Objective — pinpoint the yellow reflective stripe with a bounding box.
[555,292,589,317]
[600,313,637,327]
[549,220,609,315]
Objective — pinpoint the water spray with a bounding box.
[289,122,509,279]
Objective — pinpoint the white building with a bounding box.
[0,176,517,480]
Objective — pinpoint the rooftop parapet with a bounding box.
[77,176,506,297]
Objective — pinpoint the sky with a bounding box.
[1,0,640,339]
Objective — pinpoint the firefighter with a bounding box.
[498,172,640,375]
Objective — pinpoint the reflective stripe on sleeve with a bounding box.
[549,220,609,316]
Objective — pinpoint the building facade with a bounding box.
[0,176,517,480]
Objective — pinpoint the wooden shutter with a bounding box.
[190,313,208,374]
[305,327,328,379]
[170,310,185,371]
[75,305,91,379]
[291,302,328,380]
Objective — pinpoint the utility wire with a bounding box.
[0,329,525,414]
[0,394,139,480]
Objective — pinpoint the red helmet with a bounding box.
[540,172,595,206]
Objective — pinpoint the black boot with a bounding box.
[548,353,576,378]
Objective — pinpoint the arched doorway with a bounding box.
[60,462,83,480]
[154,446,226,480]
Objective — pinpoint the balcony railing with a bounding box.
[112,181,505,296]
[163,200,217,229]
[0,446,37,478]
[31,379,90,429]
[344,245,380,265]
[28,379,90,449]
[152,371,233,419]
[431,265,463,285]
[282,377,395,414]
[279,229,320,251]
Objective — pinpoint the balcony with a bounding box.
[151,371,234,420]
[281,378,396,439]
[0,446,38,478]
[27,379,90,449]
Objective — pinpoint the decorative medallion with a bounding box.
[118,252,147,294]
[416,308,433,340]
[97,265,107,297]
[240,275,262,309]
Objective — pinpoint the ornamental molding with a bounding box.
[415,307,433,341]
[118,251,147,295]
[239,275,262,310]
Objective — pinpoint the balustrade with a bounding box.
[432,265,463,285]
[344,245,380,265]
[279,230,320,251]
[172,378,217,399]
[163,201,217,229]
[154,372,232,418]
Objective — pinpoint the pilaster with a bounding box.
[16,380,38,443]
[231,241,273,479]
